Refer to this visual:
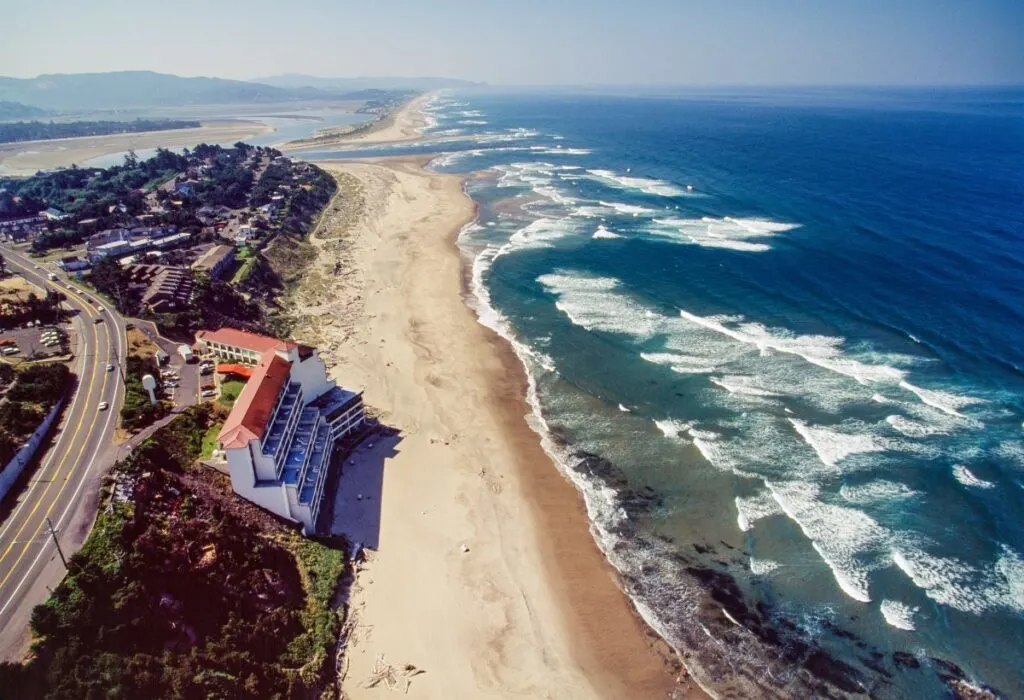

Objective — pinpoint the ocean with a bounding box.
[300,87,1024,698]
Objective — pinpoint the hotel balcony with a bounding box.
[261,382,303,458]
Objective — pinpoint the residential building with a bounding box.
[235,224,255,244]
[202,328,366,533]
[192,244,236,279]
[87,228,130,251]
[57,256,89,272]
[91,239,131,260]
[140,267,195,313]
[39,207,67,221]
[151,232,191,249]
[196,327,283,364]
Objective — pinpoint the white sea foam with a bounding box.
[734,490,784,531]
[598,200,660,216]
[538,273,662,338]
[640,352,717,374]
[840,480,919,505]
[710,375,783,399]
[592,225,623,240]
[788,419,886,468]
[750,558,782,576]
[677,310,907,385]
[586,169,689,197]
[891,545,1024,615]
[655,419,691,441]
[880,600,917,630]
[952,464,995,489]
[532,147,592,155]
[885,414,951,437]
[766,480,889,603]
[458,119,488,125]
[505,218,578,253]
[649,216,799,253]
[898,380,984,418]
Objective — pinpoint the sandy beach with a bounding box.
[285,93,434,151]
[281,156,706,699]
[0,120,271,175]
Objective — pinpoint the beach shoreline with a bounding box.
[0,120,271,176]
[283,155,702,699]
[284,92,434,151]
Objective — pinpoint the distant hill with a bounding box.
[0,100,49,120]
[253,74,480,92]
[0,71,367,112]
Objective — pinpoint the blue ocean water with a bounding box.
[302,88,1024,697]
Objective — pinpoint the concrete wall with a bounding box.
[0,396,66,503]
[226,442,293,521]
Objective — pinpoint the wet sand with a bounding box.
[284,156,704,699]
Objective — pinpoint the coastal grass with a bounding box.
[200,420,222,459]
[217,379,246,408]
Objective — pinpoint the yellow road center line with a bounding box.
[0,304,104,574]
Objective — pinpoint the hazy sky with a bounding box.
[1,0,1021,85]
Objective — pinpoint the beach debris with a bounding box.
[460,543,470,553]
[365,655,425,693]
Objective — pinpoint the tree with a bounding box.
[88,257,132,312]
[0,253,6,277]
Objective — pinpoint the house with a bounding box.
[175,180,197,196]
[235,224,255,244]
[107,203,128,215]
[199,328,366,533]
[57,256,89,272]
[140,267,195,313]
[151,232,192,249]
[191,244,235,280]
[258,202,279,220]
[87,228,130,251]
[91,239,131,260]
[39,207,67,221]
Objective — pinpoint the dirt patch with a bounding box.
[126,327,159,360]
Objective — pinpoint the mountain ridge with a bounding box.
[0,71,394,112]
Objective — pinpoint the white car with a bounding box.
[98,401,109,411]
[106,363,114,372]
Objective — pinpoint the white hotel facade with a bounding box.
[197,328,366,533]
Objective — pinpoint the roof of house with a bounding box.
[196,327,292,355]
[191,244,234,273]
[217,351,291,449]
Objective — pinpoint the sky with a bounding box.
[1,0,1022,85]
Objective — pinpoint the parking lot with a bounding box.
[127,320,200,408]
[0,323,74,361]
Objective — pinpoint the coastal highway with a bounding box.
[0,246,127,660]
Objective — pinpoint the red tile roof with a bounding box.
[217,351,291,449]
[196,327,292,355]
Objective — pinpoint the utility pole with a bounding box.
[45,517,67,570]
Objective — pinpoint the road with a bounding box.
[0,246,127,660]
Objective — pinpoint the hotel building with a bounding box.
[196,328,365,533]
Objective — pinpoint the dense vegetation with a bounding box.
[0,363,70,466]
[120,355,168,431]
[0,288,68,332]
[0,406,347,699]
[0,119,199,145]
